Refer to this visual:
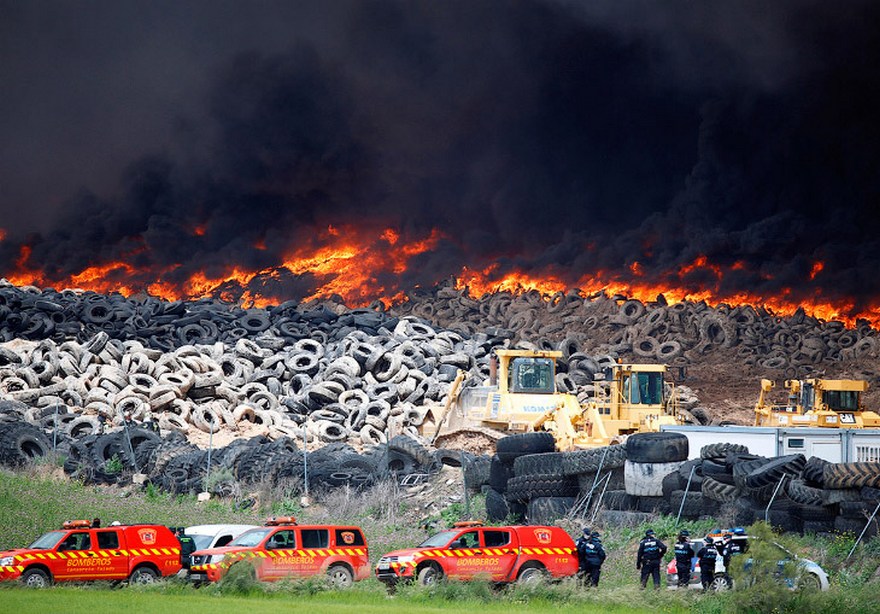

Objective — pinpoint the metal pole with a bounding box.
[52,402,59,453]
[302,427,309,500]
[462,455,470,518]
[589,471,613,524]
[204,425,213,492]
[582,447,609,512]
[846,501,880,560]
[676,464,697,527]
[764,474,788,522]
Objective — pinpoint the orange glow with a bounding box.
[2,227,877,328]
[193,225,206,237]
[0,228,6,242]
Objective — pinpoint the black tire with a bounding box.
[786,479,824,506]
[463,455,492,493]
[701,459,736,485]
[602,489,638,511]
[669,490,702,519]
[561,445,626,475]
[802,520,834,534]
[824,462,880,489]
[496,432,556,463]
[767,510,803,533]
[662,471,684,499]
[744,454,805,488]
[527,497,575,525]
[701,442,749,460]
[701,476,741,503]
[838,500,875,519]
[513,452,566,477]
[434,448,469,468]
[326,564,354,589]
[803,456,829,486]
[417,564,443,585]
[505,474,579,502]
[625,432,688,463]
[489,455,514,492]
[733,457,772,489]
[734,498,758,526]
[678,459,704,488]
[795,504,836,522]
[387,435,433,467]
[129,566,159,584]
[834,515,878,537]
[486,487,511,521]
[0,423,51,466]
[636,496,671,514]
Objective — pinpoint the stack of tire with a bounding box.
[617,432,690,515]
[484,433,628,525]
[821,461,880,537]
[0,420,52,467]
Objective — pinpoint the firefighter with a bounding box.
[636,528,667,589]
[696,536,718,590]
[575,527,591,583]
[583,531,607,587]
[673,530,695,588]
[176,527,196,569]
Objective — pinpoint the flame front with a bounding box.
[2,227,877,328]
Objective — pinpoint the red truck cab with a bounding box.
[189,516,369,587]
[376,522,577,586]
[0,519,182,587]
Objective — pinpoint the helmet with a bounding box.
[583,527,592,536]
[705,536,713,544]
[645,529,655,537]
[679,529,690,537]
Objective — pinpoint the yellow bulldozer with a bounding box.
[423,349,680,451]
[754,377,880,428]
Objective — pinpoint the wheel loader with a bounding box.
[422,349,680,451]
[753,377,880,428]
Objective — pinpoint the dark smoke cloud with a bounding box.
[2,0,879,315]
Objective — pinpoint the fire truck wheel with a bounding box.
[129,566,159,584]
[21,568,51,588]
[327,564,354,589]
[516,564,546,585]
[417,564,443,586]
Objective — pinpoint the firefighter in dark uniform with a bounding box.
[575,527,591,584]
[582,531,607,587]
[176,527,196,569]
[673,530,695,588]
[696,536,718,590]
[636,528,667,589]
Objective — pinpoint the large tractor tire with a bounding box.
[496,432,556,463]
[625,432,688,463]
[624,460,685,497]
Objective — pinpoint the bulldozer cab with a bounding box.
[507,356,555,394]
[754,378,878,428]
[619,370,665,406]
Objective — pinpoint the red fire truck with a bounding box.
[376,522,578,587]
[0,519,182,587]
[189,517,369,587]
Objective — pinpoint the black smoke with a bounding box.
[2,1,879,316]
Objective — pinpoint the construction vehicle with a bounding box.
[754,378,880,428]
[423,349,680,451]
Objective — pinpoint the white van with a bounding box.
[181,524,257,571]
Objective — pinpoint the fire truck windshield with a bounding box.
[29,531,66,550]
[419,531,457,548]
[229,528,271,547]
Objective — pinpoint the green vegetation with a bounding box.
[3,466,880,613]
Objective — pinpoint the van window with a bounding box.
[483,530,511,548]
[334,529,364,547]
[96,531,120,549]
[301,529,329,549]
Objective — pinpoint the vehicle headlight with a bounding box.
[395,555,415,564]
[210,554,225,564]
[0,556,13,566]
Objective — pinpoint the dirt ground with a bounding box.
[678,349,880,425]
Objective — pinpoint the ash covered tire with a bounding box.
[527,497,575,525]
[496,432,555,463]
[824,462,880,489]
[624,460,685,497]
[513,452,566,477]
[625,432,688,463]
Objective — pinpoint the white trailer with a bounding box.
[661,425,880,462]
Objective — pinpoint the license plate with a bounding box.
[378,564,390,570]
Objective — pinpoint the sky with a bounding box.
[1,0,879,317]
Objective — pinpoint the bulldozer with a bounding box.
[753,377,880,428]
[423,349,680,451]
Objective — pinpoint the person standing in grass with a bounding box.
[636,528,667,589]
[696,536,718,590]
[582,531,607,587]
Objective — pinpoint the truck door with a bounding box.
[95,529,128,579]
[261,529,298,580]
[446,529,481,578]
[54,531,93,580]
[299,528,330,578]
[481,529,517,581]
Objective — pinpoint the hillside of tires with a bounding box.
[1,279,880,539]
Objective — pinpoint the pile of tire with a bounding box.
[482,433,627,525]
